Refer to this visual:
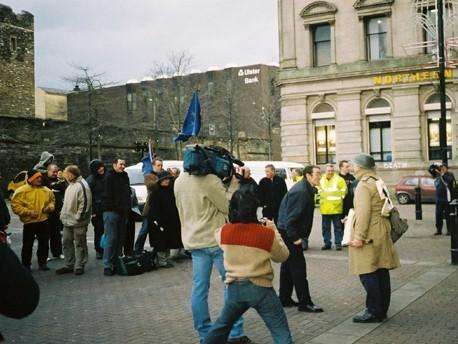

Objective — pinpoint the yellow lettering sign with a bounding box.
[373,70,455,86]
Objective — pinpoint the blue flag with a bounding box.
[174,91,201,142]
[141,141,155,175]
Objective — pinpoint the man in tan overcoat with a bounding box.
[349,154,400,323]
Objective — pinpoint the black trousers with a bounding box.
[91,211,104,254]
[22,220,50,267]
[279,230,312,305]
[435,201,451,234]
[359,268,391,318]
[48,213,63,257]
[123,215,135,256]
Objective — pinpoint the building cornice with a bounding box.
[300,1,337,26]
[276,56,456,85]
[353,0,394,10]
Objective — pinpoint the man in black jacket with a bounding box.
[339,160,356,219]
[43,164,67,260]
[0,174,10,233]
[277,165,323,313]
[86,159,106,259]
[259,164,287,224]
[102,159,131,276]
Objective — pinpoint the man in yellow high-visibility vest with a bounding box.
[318,164,347,251]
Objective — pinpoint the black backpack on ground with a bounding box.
[116,250,157,276]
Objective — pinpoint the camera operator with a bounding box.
[174,154,252,343]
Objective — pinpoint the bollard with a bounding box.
[415,186,422,220]
[450,199,458,265]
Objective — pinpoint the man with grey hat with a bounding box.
[349,154,400,323]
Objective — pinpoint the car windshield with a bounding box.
[126,169,144,185]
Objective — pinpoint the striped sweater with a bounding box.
[215,222,290,287]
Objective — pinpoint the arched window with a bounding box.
[312,103,336,164]
[424,93,452,111]
[425,93,453,160]
[365,98,392,162]
[365,98,391,115]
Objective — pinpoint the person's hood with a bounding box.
[89,159,105,176]
[33,151,54,173]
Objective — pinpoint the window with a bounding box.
[315,124,336,164]
[312,24,331,67]
[404,177,419,186]
[127,90,137,111]
[369,121,392,162]
[10,36,17,52]
[422,177,434,187]
[428,115,452,160]
[366,16,387,60]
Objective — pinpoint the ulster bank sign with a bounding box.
[238,68,260,84]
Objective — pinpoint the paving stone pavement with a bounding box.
[0,204,455,343]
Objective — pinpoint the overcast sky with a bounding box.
[4,0,279,90]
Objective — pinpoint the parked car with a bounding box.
[395,175,436,204]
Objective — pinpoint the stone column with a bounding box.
[279,0,297,69]
[335,92,363,161]
[280,96,309,163]
[391,86,423,165]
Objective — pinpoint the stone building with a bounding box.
[35,87,68,121]
[0,4,34,117]
[278,0,458,182]
[68,64,281,161]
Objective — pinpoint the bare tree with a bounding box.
[149,51,195,158]
[150,50,194,78]
[63,65,113,160]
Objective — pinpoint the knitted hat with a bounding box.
[157,171,173,183]
[353,154,376,169]
[27,169,42,183]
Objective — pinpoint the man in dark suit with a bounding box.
[259,164,287,224]
[277,165,323,313]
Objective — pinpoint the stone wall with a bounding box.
[0,4,34,117]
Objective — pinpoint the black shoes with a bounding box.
[298,303,324,313]
[104,268,115,276]
[56,266,73,275]
[335,245,342,251]
[281,299,299,308]
[74,268,84,275]
[434,232,442,235]
[353,310,383,323]
[38,265,50,271]
[321,245,331,251]
[227,336,254,343]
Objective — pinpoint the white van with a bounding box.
[125,160,304,208]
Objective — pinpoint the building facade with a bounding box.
[278,0,458,182]
[0,4,34,117]
[68,64,281,161]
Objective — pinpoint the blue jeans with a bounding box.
[102,212,127,269]
[191,247,244,343]
[322,214,343,247]
[204,280,293,344]
[134,218,149,254]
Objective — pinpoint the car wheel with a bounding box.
[397,193,410,205]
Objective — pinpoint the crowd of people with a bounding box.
[2,149,455,343]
